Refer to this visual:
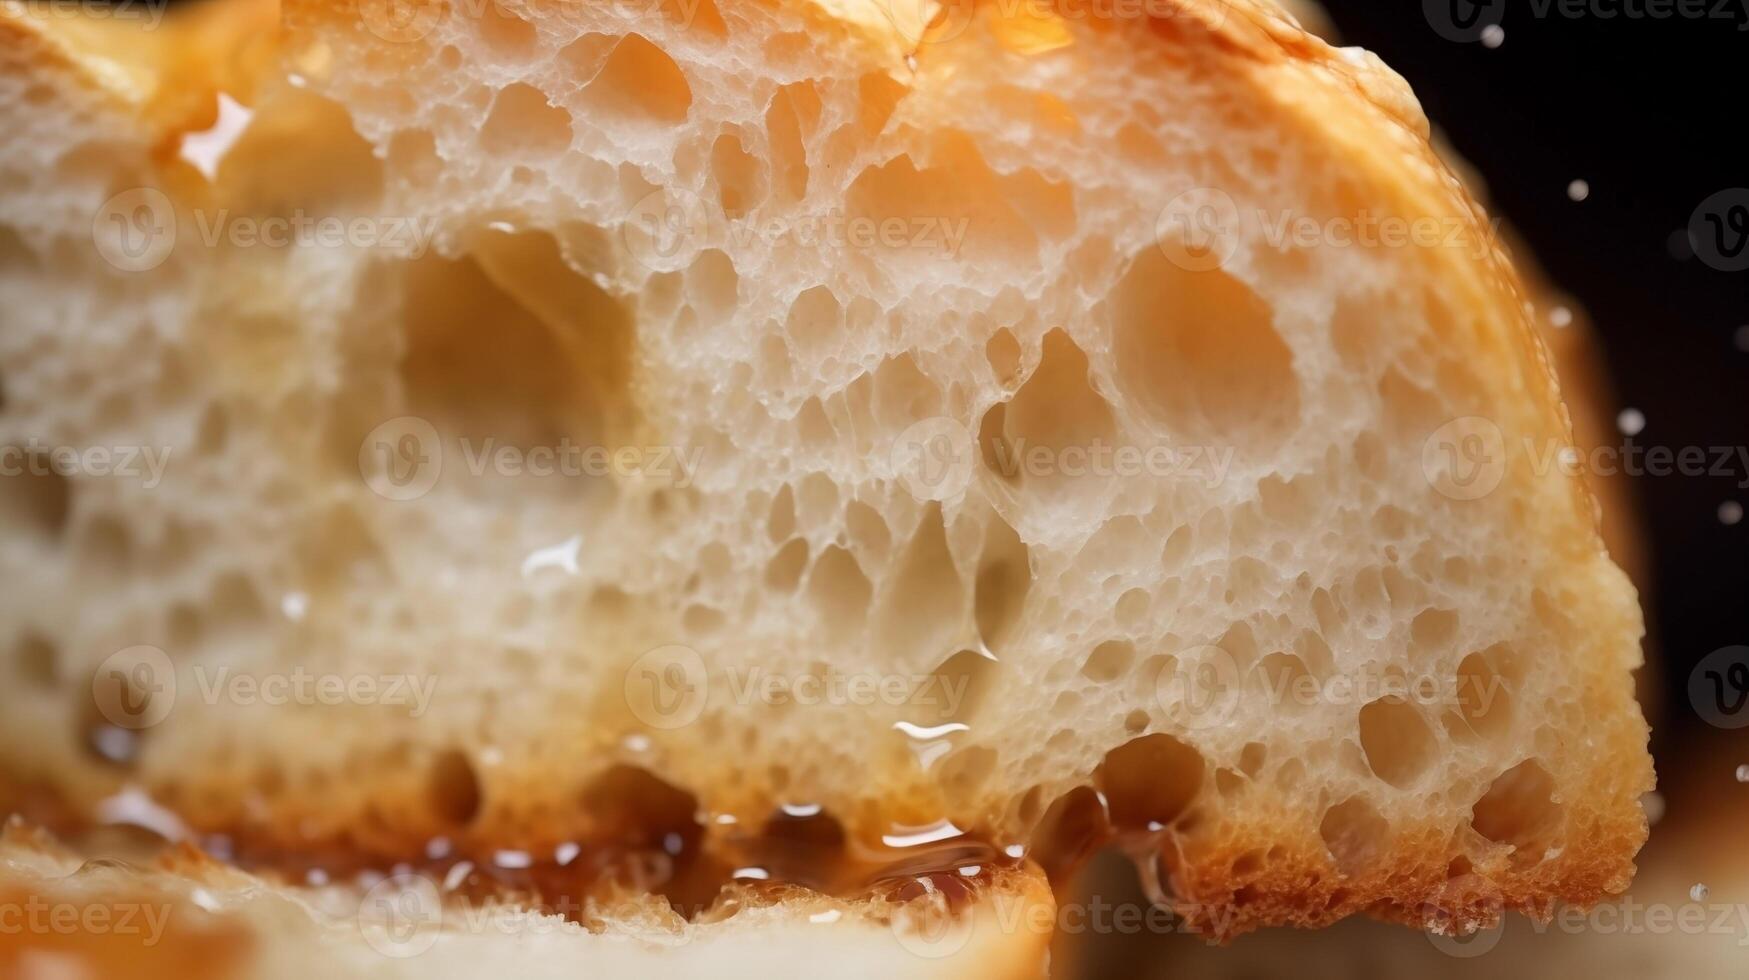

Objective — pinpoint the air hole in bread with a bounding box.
[764,537,808,592]
[1358,696,1437,788]
[872,505,965,671]
[1112,249,1298,448]
[1448,649,1514,742]
[1472,759,1562,868]
[481,82,573,156]
[930,647,1000,724]
[1080,640,1135,683]
[806,545,871,641]
[1319,796,1388,876]
[428,749,482,827]
[1096,733,1204,831]
[1000,329,1115,495]
[973,514,1029,653]
[0,448,71,539]
[11,633,57,689]
[709,133,763,221]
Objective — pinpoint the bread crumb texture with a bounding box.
[0,0,1649,940]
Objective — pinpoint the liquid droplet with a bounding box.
[1735,764,1749,783]
[1691,883,1710,902]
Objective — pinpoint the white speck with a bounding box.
[1616,408,1645,436]
[713,813,739,826]
[178,93,254,181]
[1735,325,1749,352]
[305,868,329,886]
[442,861,473,892]
[1549,306,1574,329]
[520,534,583,578]
[280,592,308,621]
[486,221,518,234]
[190,888,221,912]
[732,867,770,880]
[555,842,581,866]
[1721,501,1744,526]
[781,802,823,818]
[1480,24,1505,47]
[90,726,138,764]
[1558,447,1582,469]
[492,849,532,869]
[1567,179,1590,202]
[1642,791,1665,826]
[663,832,685,855]
[1735,764,1749,783]
[958,865,982,877]
[1004,844,1026,859]
[620,733,652,754]
[809,909,842,924]
[478,747,503,766]
[95,786,191,842]
[425,837,451,861]
[1691,883,1709,902]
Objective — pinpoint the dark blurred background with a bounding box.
[1315,0,1747,745]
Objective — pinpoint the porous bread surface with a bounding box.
[0,0,1650,938]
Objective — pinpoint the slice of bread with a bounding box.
[0,818,1055,979]
[0,0,1651,944]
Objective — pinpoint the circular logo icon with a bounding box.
[1153,645,1240,731]
[93,188,176,272]
[1689,645,1749,729]
[359,873,442,958]
[91,645,176,730]
[1688,188,1749,273]
[890,888,975,959]
[1155,187,1240,272]
[624,644,709,730]
[1423,0,1505,43]
[359,0,443,43]
[1422,416,1507,501]
[876,0,977,49]
[359,416,442,501]
[621,186,719,273]
[1421,873,1505,958]
[891,417,976,502]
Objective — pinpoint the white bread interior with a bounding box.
[0,0,1651,943]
